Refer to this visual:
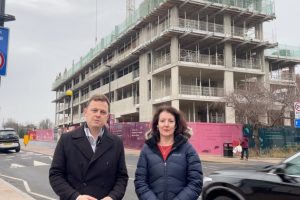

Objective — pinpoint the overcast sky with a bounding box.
[0,0,299,126]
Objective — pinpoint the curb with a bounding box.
[0,178,36,200]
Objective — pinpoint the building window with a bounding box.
[91,80,101,90]
[148,79,151,100]
[147,53,152,73]
[73,77,80,86]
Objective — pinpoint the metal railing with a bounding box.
[180,84,224,97]
[178,18,224,34]
[153,53,171,70]
[180,49,224,66]
[269,73,295,82]
[232,57,262,69]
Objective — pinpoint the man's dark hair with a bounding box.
[150,105,189,141]
[85,94,110,108]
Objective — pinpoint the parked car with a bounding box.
[202,151,300,200]
[0,128,21,152]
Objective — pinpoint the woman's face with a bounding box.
[158,111,176,138]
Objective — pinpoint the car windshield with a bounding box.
[283,152,300,176]
[0,130,17,136]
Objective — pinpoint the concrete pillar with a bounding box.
[284,111,291,126]
[224,15,232,68]
[170,6,179,27]
[171,66,179,109]
[224,44,233,68]
[225,106,235,123]
[258,114,268,125]
[258,60,270,90]
[255,23,263,40]
[171,99,179,110]
[224,71,234,94]
[171,66,179,97]
[223,14,231,35]
[171,36,179,64]
[166,4,178,65]
[224,71,235,123]
[139,54,152,122]
[139,27,148,44]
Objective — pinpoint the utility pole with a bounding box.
[0,0,15,87]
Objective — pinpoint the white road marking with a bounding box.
[0,173,57,200]
[10,163,25,168]
[33,160,49,166]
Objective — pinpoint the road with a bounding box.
[0,147,272,200]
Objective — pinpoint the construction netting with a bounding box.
[266,44,300,59]
[53,0,275,89]
[208,0,274,15]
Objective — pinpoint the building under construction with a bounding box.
[52,0,300,128]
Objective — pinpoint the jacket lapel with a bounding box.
[72,126,94,160]
[90,127,114,164]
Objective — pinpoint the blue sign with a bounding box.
[295,119,300,128]
[0,27,9,76]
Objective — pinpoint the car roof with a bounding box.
[0,128,15,131]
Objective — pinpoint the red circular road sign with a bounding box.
[0,52,5,70]
[295,102,300,112]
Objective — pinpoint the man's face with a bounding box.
[84,100,109,130]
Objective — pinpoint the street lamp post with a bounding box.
[104,65,112,106]
[104,65,112,131]
[66,89,73,128]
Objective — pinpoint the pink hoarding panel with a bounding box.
[111,122,242,155]
[188,123,242,155]
[35,129,54,141]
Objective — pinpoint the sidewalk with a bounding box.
[0,178,35,200]
[20,141,283,164]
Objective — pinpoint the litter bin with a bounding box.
[223,143,233,157]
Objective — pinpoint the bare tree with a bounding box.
[39,118,53,129]
[3,118,19,130]
[225,81,299,155]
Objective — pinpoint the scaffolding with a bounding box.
[52,0,275,89]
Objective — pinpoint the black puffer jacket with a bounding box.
[134,133,203,200]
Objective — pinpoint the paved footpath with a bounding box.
[0,140,284,199]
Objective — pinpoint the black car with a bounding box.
[202,152,300,200]
[0,128,21,152]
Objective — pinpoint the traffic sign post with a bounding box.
[294,102,300,128]
[295,119,300,128]
[0,27,9,76]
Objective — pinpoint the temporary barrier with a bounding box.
[110,122,243,155]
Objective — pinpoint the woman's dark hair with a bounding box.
[150,105,189,141]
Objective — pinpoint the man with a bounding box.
[49,94,128,200]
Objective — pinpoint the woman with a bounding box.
[134,106,203,200]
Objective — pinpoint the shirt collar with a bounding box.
[84,124,104,141]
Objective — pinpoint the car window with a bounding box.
[0,130,17,136]
[285,153,300,176]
